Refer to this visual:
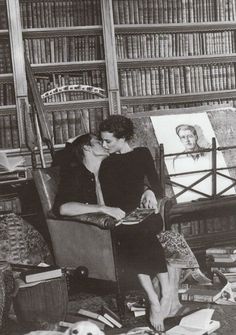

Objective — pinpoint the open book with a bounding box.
[0,151,24,173]
[116,208,155,226]
[166,309,220,335]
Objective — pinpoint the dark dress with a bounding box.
[99,147,167,278]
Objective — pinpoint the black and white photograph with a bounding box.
[1,1,236,335]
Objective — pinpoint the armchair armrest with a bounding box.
[48,211,116,230]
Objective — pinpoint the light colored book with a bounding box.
[116,208,155,226]
[206,246,236,255]
[133,310,146,318]
[166,308,220,335]
[0,151,24,173]
[78,309,114,328]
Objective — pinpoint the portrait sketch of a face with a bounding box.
[151,112,235,203]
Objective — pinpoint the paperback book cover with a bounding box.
[102,305,122,328]
[20,265,62,283]
[116,208,155,226]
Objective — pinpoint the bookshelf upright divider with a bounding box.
[6,0,30,149]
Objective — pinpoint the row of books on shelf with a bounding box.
[0,106,108,149]
[116,31,235,60]
[112,0,236,25]
[24,35,104,64]
[0,84,16,106]
[0,193,21,214]
[19,0,102,29]
[35,71,107,98]
[122,99,236,114]
[0,114,19,149]
[172,215,236,237]
[0,3,7,30]
[119,64,236,97]
[0,39,12,74]
[47,106,107,144]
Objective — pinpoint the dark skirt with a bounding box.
[114,213,167,282]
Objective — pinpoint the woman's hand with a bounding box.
[101,206,126,221]
[140,189,158,213]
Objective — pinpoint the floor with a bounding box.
[5,289,236,335]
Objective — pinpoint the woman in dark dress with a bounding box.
[99,115,171,331]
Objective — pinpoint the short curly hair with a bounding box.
[99,115,134,140]
[176,124,197,137]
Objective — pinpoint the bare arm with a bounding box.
[59,202,126,221]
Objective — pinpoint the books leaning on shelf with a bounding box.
[77,309,114,328]
[20,265,63,283]
[166,308,220,335]
[101,305,122,328]
[0,151,24,173]
[116,208,155,226]
[0,170,27,182]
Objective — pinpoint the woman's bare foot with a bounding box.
[149,303,165,331]
[168,302,183,317]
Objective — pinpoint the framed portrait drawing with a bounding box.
[131,104,236,204]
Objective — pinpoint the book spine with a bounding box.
[181,293,214,303]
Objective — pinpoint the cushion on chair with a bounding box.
[0,213,52,265]
[48,210,116,230]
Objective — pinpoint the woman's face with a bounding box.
[100,131,125,154]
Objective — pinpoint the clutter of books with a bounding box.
[176,245,236,307]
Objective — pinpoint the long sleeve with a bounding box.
[142,147,163,197]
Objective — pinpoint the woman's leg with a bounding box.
[138,273,164,331]
[167,265,182,317]
[157,272,172,319]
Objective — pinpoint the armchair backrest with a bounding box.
[33,167,60,217]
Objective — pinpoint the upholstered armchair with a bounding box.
[33,167,118,282]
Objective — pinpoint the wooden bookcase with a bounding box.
[111,0,236,113]
[2,0,236,155]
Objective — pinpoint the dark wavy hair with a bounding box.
[99,115,134,140]
[71,133,95,162]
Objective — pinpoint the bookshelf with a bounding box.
[111,0,236,113]
[3,0,236,155]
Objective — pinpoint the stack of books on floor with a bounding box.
[61,306,123,330]
[127,298,146,317]
[206,245,236,287]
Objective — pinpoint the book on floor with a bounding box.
[20,265,63,283]
[77,308,114,328]
[210,254,236,263]
[116,208,155,226]
[0,151,24,173]
[133,310,146,318]
[180,284,223,303]
[206,246,236,255]
[101,305,122,328]
[166,308,220,335]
